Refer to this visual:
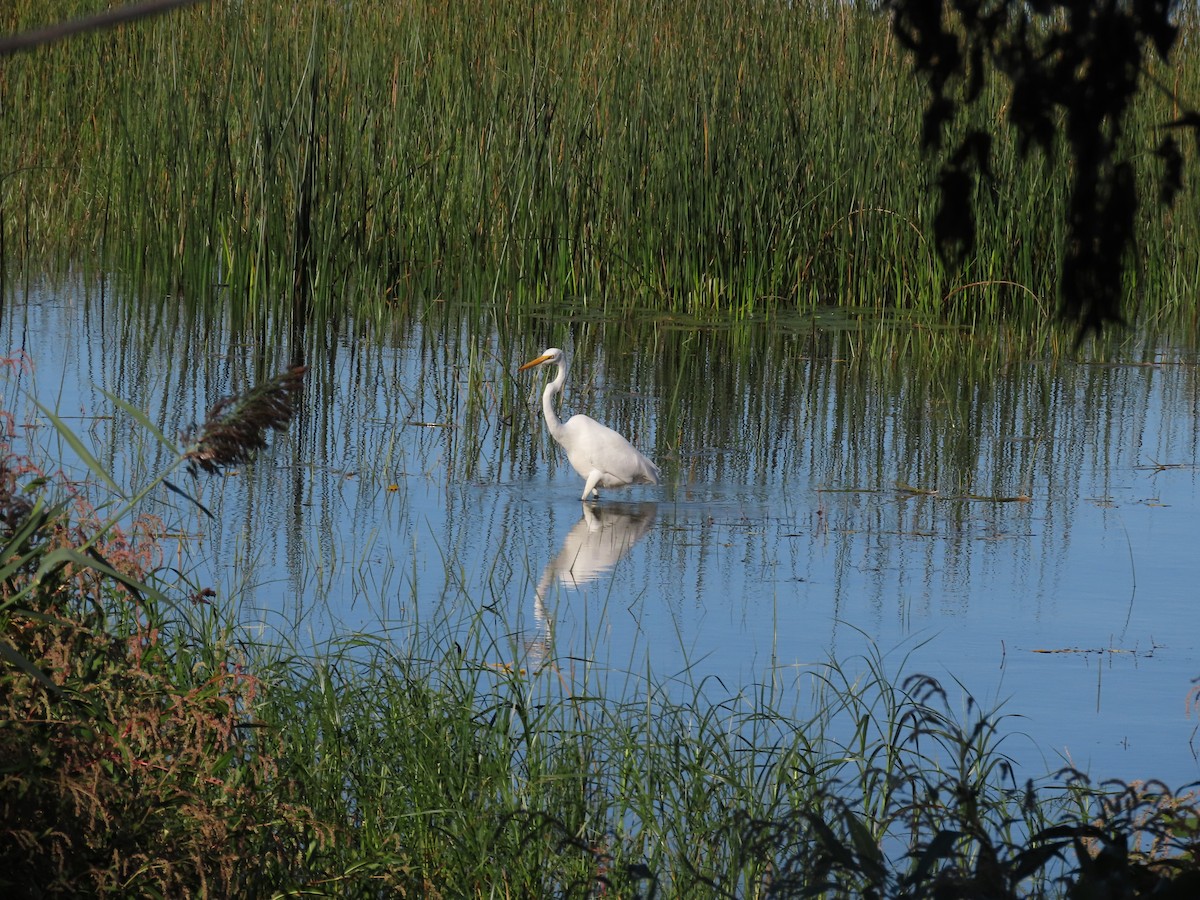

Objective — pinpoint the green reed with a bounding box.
[245,622,1073,897]
[3,0,1199,341]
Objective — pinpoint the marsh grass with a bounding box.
[251,626,1032,897]
[4,1,1200,347]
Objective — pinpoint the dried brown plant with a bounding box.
[0,459,327,895]
[181,365,307,476]
[1,384,328,895]
[0,452,35,538]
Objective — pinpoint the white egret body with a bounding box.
[519,348,659,500]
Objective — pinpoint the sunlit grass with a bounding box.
[3,0,1199,346]
[234,621,1064,896]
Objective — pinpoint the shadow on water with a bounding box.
[5,278,1200,785]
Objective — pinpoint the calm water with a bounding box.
[5,280,1200,788]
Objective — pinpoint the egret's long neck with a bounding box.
[541,361,568,439]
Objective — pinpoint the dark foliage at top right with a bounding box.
[884,0,1199,342]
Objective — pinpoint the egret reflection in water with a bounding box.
[528,501,657,664]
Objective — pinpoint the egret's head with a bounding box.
[518,348,563,372]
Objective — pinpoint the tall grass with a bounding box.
[3,0,1199,342]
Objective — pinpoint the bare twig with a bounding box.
[0,0,208,57]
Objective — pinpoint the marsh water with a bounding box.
[5,279,1200,789]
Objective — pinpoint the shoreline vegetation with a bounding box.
[0,372,1198,895]
[4,1,1200,895]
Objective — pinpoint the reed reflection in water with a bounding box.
[4,281,1200,787]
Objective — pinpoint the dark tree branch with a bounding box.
[0,0,208,57]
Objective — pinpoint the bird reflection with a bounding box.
[528,501,656,666]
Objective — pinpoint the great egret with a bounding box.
[518,348,660,501]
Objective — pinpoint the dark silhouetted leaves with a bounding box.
[884,0,1200,340]
[935,168,975,265]
[934,132,992,266]
[922,96,957,149]
[1156,137,1183,212]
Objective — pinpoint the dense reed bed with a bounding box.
[6,2,1200,891]
[3,0,1199,341]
